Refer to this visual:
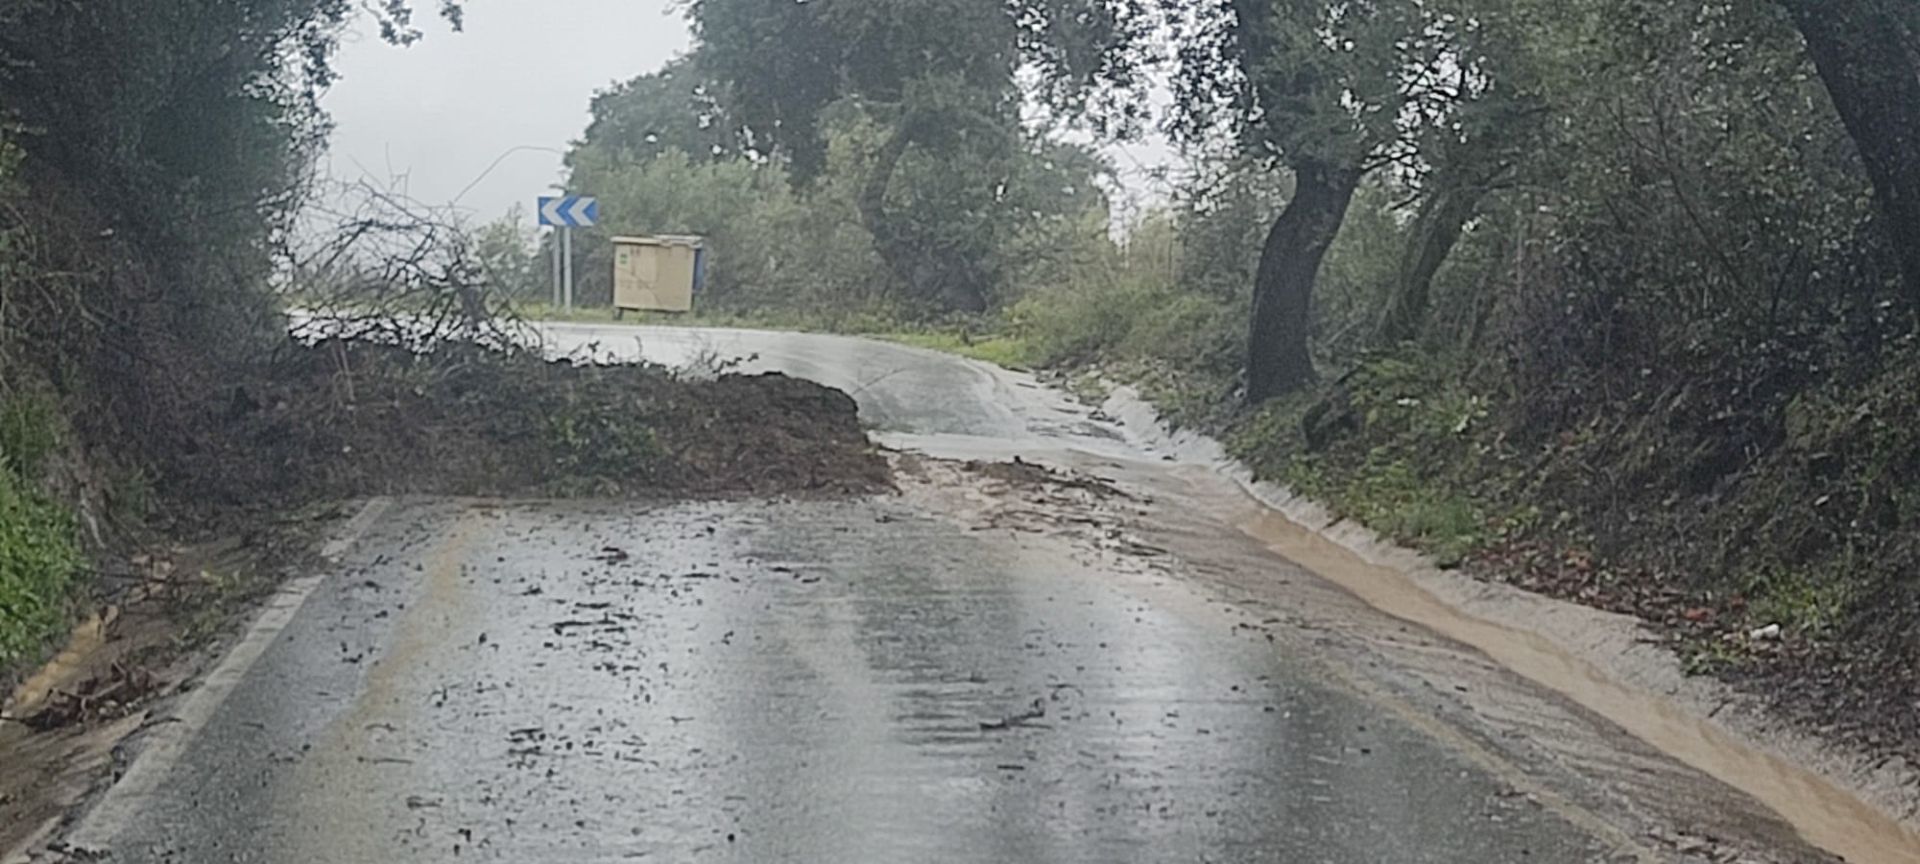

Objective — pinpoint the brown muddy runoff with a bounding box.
[1229,495,1920,864]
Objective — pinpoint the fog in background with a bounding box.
[321,1,690,226]
[320,1,1176,232]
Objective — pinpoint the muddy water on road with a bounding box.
[1231,500,1920,864]
[79,497,1606,863]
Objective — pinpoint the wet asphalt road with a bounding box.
[66,326,1680,862]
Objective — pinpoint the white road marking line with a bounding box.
[57,497,394,854]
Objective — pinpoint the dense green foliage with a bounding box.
[1001,2,1920,699]
[644,0,1148,311]
[0,0,460,461]
[553,96,1113,321]
[0,1,457,668]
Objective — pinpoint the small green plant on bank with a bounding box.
[1680,636,1747,677]
[1743,564,1854,638]
[0,390,62,478]
[542,388,663,483]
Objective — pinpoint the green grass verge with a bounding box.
[878,331,1035,368]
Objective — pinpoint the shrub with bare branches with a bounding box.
[284,179,534,355]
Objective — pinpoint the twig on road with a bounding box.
[980,697,1049,732]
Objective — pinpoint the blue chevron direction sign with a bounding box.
[538,195,599,227]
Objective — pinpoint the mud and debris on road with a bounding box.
[43,492,1612,863]
[171,339,890,512]
[1,333,894,859]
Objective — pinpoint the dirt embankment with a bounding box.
[169,339,891,510]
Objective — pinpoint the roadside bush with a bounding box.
[0,460,81,666]
[1008,208,1242,378]
[1707,346,1920,645]
[1228,354,1498,567]
[0,390,61,479]
[473,206,545,300]
[1011,273,1166,366]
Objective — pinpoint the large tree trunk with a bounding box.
[1246,160,1361,403]
[1780,0,1920,301]
[1379,184,1482,344]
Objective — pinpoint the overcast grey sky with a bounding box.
[320,1,1175,231]
[322,1,691,226]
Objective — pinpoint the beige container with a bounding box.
[612,235,704,313]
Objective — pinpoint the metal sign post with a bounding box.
[562,227,574,311]
[537,195,599,314]
[550,228,562,307]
